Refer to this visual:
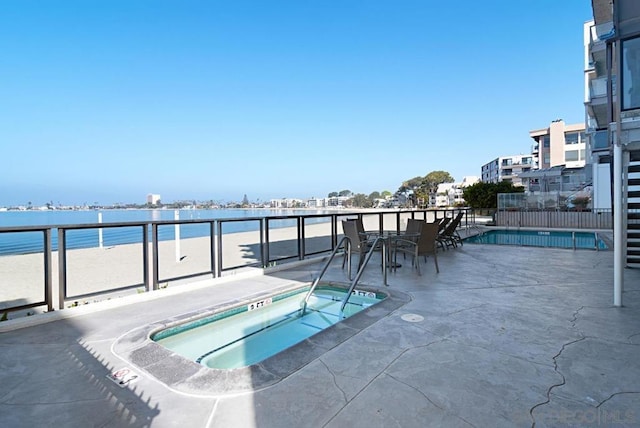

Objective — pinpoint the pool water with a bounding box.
[465,230,607,250]
[152,286,383,369]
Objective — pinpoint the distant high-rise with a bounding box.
[147,194,161,204]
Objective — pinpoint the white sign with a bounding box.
[247,297,273,311]
[107,367,139,388]
[352,289,376,298]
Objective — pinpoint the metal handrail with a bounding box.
[301,236,351,315]
[339,236,387,314]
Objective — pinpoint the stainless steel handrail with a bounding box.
[339,236,387,314]
[301,236,351,315]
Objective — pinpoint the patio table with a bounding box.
[359,230,420,270]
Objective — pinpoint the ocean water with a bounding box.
[0,208,334,256]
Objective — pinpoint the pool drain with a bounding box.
[400,313,424,323]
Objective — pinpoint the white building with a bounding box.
[270,198,304,208]
[434,176,480,207]
[586,0,640,303]
[481,155,536,186]
[305,197,328,208]
[146,194,161,204]
[529,120,587,169]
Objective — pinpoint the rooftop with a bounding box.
[1,232,639,427]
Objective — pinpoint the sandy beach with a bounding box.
[0,212,431,314]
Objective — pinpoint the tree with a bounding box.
[397,176,424,195]
[398,171,455,206]
[338,190,352,197]
[328,192,338,198]
[351,193,372,208]
[422,171,454,195]
[462,181,524,209]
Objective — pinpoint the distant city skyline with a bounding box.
[1,1,592,207]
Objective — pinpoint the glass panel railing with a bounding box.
[590,77,608,98]
[591,130,609,151]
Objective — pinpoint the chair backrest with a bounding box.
[406,218,423,235]
[417,222,439,255]
[438,217,451,232]
[449,212,464,230]
[342,220,365,251]
[442,212,463,236]
[354,217,366,236]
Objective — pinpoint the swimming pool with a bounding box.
[152,285,384,369]
[465,229,608,250]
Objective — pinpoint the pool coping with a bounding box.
[112,281,411,396]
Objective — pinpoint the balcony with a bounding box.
[590,129,610,152]
[589,76,608,99]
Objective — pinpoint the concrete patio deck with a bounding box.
[1,237,639,427]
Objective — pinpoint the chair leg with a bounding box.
[433,252,439,273]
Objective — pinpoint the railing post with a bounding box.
[210,222,217,278]
[57,228,66,310]
[151,223,159,291]
[260,218,266,267]
[216,221,223,277]
[174,210,181,263]
[142,224,150,292]
[298,216,305,260]
[44,229,53,312]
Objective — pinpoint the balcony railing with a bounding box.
[0,208,472,316]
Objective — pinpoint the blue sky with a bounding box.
[1,0,593,206]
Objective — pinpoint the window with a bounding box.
[522,157,531,164]
[502,159,512,166]
[565,150,579,162]
[543,135,550,148]
[622,36,640,110]
[565,132,580,145]
[502,169,512,176]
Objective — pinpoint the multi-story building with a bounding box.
[434,176,480,207]
[529,120,587,169]
[481,155,535,186]
[146,194,161,204]
[586,0,640,302]
[584,17,614,210]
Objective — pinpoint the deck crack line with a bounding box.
[570,306,584,329]
[322,339,445,428]
[318,359,348,404]
[444,304,487,317]
[529,336,586,428]
[628,332,640,343]
[385,373,476,427]
[596,391,640,408]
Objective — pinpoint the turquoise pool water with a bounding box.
[152,286,383,369]
[465,230,608,250]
